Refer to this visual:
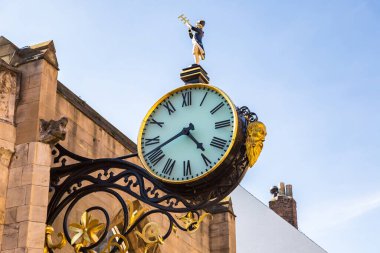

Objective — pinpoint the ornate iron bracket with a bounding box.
[47,144,224,252]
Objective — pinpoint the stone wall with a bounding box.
[0,37,59,252]
[55,84,138,162]
[2,142,51,252]
[0,59,19,252]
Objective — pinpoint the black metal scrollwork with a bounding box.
[237,106,258,123]
[47,144,225,252]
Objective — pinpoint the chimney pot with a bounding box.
[285,184,293,197]
[279,182,285,196]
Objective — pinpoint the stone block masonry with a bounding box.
[1,142,51,252]
[0,36,58,252]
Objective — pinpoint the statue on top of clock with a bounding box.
[179,14,206,65]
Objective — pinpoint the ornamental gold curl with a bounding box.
[245,121,267,168]
[177,212,212,233]
[44,225,67,253]
[100,234,129,253]
[135,222,164,253]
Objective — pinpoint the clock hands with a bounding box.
[187,132,205,151]
[145,123,195,156]
[181,123,205,151]
[145,123,205,156]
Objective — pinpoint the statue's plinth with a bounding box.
[180,64,210,84]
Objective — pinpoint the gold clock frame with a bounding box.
[137,83,240,185]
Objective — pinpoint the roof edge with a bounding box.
[236,185,328,253]
[57,81,137,153]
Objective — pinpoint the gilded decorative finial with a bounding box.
[245,121,267,167]
[178,14,206,65]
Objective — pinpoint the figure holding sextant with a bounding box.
[178,14,206,65]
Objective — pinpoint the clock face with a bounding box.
[137,84,238,184]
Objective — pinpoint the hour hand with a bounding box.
[187,132,205,151]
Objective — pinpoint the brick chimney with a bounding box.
[269,182,298,228]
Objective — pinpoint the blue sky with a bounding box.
[1,0,379,252]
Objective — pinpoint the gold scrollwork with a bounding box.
[100,234,129,253]
[45,203,211,252]
[245,121,267,168]
[177,212,212,233]
[135,222,164,253]
[44,225,67,253]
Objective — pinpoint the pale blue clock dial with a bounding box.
[139,85,236,183]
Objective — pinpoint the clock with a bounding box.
[137,84,245,196]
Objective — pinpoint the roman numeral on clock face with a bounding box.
[182,91,192,107]
[201,153,211,166]
[215,120,231,129]
[145,136,160,146]
[162,158,176,175]
[210,137,227,149]
[210,102,224,114]
[163,100,176,115]
[183,160,192,176]
[146,149,165,166]
[200,92,208,106]
[150,118,164,128]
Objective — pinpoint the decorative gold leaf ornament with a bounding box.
[44,225,67,253]
[135,222,164,253]
[245,121,267,167]
[126,199,147,229]
[177,212,212,232]
[69,211,106,252]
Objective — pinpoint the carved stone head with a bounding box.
[39,117,68,145]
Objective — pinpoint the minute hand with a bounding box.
[145,123,194,156]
